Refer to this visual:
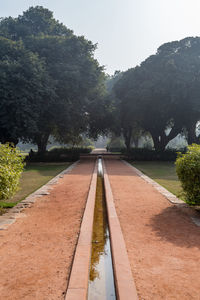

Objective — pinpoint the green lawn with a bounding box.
[0,162,71,212]
[131,161,184,199]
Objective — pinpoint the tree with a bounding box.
[150,37,200,146]
[0,6,72,40]
[0,37,53,145]
[113,37,200,151]
[113,67,148,150]
[0,7,106,152]
[102,72,127,147]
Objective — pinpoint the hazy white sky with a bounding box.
[2,0,200,74]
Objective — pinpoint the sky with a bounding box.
[1,0,200,74]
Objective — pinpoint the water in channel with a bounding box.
[87,158,116,300]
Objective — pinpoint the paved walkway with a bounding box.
[2,158,200,300]
[91,148,107,154]
[0,160,95,300]
[105,159,200,300]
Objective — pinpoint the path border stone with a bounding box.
[122,160,184,204]
[65,160,98,300]
[103,159,139,300]
[123,160,200,227]
[0,161,79,230]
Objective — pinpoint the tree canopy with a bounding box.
[1,7,200,153]
[0,36,53,145]
[0,6,107,151]
[112,37,200,151]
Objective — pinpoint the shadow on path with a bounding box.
[149,205,200,249]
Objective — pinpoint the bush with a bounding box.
[124,148,180,161]
[176,144,200,205]
[28,147,92,162]
[108,147,126,153]
[107,147,182,160]
[0,144,24,200]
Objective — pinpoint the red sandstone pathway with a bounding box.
[0,159,94,300]
[105,159,200,300]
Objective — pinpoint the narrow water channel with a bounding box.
[87,158,116,300]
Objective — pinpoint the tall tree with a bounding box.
[0,6,72,40]
[0,6,106,152]
[113,37,200,151]
[0,37,53,145]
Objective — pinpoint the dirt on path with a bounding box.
[105,159,200,300]
[0,159,95,300]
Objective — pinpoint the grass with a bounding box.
[0,162,71,211]
[130,161,184,199]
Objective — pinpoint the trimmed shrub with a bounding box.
[124,148,180,161]
[0,144,24,200]
[175,144,200,205]
[28,147,92,162]
[108,147,126,153]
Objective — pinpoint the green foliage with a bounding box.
[176,144,200,205]
[28,147,92,162]
[113,37,200,151]
[0,201,17,208]
[0,144,24,200]
[0,6,106,152]
[124,148,179,161]
[108,147,126,153]
[0,6,72,40]
[0,36,53,144]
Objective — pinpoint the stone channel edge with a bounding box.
[65,160,98,300]
[103,159,139,300]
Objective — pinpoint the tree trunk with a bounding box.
[123,127,132,152]
[132,137,139,148]
[151,123,182,151]
[36,132,50,154]
[151,134,165,151]
[187,121,199,145]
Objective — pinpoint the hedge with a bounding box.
[176,144,200,205]
[0,144,24,200]
[122,148,182,161]
[28,147,92,162]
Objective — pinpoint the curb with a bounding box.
[0,161,79,230]
[103,159,139,300]
[65,160,98,300]
[122,160,184,205]
[123,160,200,227]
